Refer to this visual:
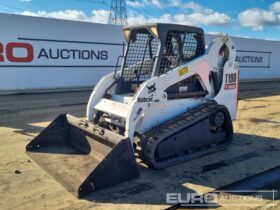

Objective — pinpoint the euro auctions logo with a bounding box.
[166,190,277,207]
[0,42,34,62]
[0,41,110,64]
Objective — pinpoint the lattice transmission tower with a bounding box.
[108,0,128,25]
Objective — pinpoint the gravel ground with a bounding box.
[0,81,279,210]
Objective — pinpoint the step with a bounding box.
[95,98,130,119]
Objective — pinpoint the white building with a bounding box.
[0,13,279,92]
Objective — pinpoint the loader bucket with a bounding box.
[26,114,139,198]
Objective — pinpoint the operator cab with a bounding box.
[116,23,206,94]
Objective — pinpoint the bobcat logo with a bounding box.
[146,83,156,93]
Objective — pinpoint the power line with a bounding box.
[75,0,110,8]
[127,0,154,17]
[126,5,153,19]
[0,2,25,13]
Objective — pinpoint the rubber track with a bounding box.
[138,101,233,169]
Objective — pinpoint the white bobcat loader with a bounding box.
[26,23,239,198]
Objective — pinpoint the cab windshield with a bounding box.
[121,28,159,83]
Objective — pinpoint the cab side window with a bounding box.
[181,33,199,62]
[159,30,205,75]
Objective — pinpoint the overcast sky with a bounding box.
[1,0,280,40]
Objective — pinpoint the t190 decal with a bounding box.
[224,73,237,90]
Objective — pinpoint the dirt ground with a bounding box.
[0,81,279,210]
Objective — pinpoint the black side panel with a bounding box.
[26,114,70,151]
[78,139,140,198]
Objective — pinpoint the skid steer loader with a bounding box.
[26,23,239,198]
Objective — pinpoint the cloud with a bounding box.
[270,2,280,12]
[90,10,110,24]
[21,10,88,21]
[127,0,163,9]
[168,0,231,26]
[232,34,251,39]
[127,12,230,26]
[19,0,32,2]
[178,1,214,14]
[127,1,145,8]
[189,12,231,25]
[129,0,228,26]
[128,13,175,25]
[238,2,280,31]
[238,8,280,31]
[20,9,110,24]
[149,0,164,8]
[265,37,277,41]
[128,0,230,26]
[207,31,222,35]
